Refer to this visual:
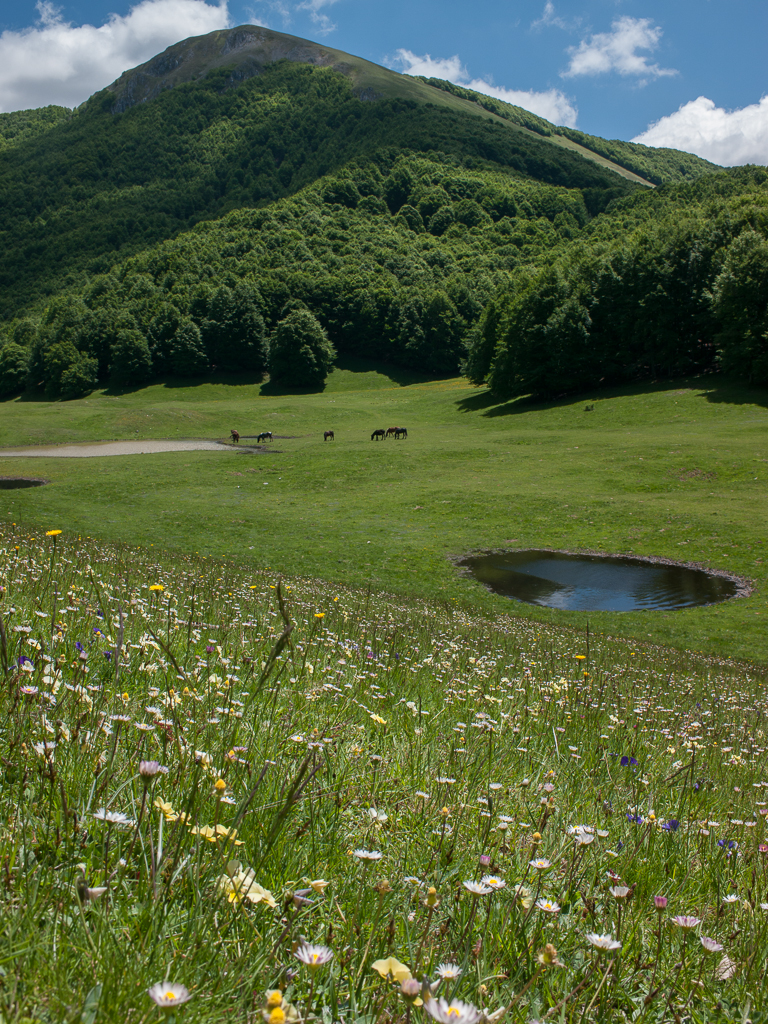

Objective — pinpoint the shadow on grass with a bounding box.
[106,371,268,396]
[698,378,768,409]
[259,379,326,396]
[332,354,453,387]
[456,373,768,417]
[8,372,270,402]
[455,387,561,417]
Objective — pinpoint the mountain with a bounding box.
[0,25,719,321]
[2,26,765,403]
[104,26,660,186]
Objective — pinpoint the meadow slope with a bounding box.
[1,366,766,662]
[0,527,766,1021]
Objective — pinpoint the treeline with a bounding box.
[466,167,768,396]
[0,61,636,320]
[2,123,766,402]
[0,286,336,397]
[0,152,598,397]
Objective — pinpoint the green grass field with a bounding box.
[1,528,766,1023]
[1,362,767,662]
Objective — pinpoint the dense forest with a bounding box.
[0,26,766,400]
[468,167,768,397]
[0,56,639,320]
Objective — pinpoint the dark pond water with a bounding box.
[0,478,47,490]
[458,550,739,612]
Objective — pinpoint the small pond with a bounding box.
[457,549,740,612]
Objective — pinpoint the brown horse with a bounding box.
[371,429,386,441]
[230,430,240,443]
[324,430,335,441]
[386,427,398,437]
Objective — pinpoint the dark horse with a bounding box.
[324,430,335,441]
[395,427,408,439]
[371,429,386,441]
[256,431,273,443]
[230,430,240,443]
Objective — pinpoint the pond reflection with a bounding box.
[457,550,738,611]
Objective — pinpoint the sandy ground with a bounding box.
[0,439,249,458]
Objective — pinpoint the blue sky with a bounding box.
[1,0,766,164]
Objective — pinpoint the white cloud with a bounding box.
[531,2,568,31]
[563,16,676,82]
[390,49,578,127]
[297,0,339,35]
[0,0,231,112]
[633,95,768,166]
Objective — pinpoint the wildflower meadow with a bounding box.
[1,525,767,1023]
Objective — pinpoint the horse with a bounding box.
[256,431,273,443]
[230,429,240,444]
[371,429,386,441]
[395,427,408,439]
[385,427,398,438]
[324,430,335,441]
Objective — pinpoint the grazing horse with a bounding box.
[324,430,335,441]
[256,431,273,443]
[385,427,398,438]
[395,427,408,439]
[230,429,240,444]
[371,429,386,441]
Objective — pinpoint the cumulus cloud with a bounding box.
[0,0,231,112]
[563,16,676,81]
[390,49,578,127]
[633,95,768,166]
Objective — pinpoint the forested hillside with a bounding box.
[0,25,765,401]
[0,26,654,322]
[467,167,768,397]
[0,106,70,151]
[420,79,719,186]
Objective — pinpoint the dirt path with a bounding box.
[0,439,253,458]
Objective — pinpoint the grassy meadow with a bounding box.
[1,364,767,663]
[1,526,767,1023]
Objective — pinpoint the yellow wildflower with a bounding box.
[154,798,178,822]
[219,863,277,907]
[372,957,412,983]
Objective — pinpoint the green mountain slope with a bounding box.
[3,25,761,405]
[0,105,71,151]
[6,154,767,405]
[469,166,768,397]
[105,26,656,186]
[419,79,720,186]
[0,24,670,320]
